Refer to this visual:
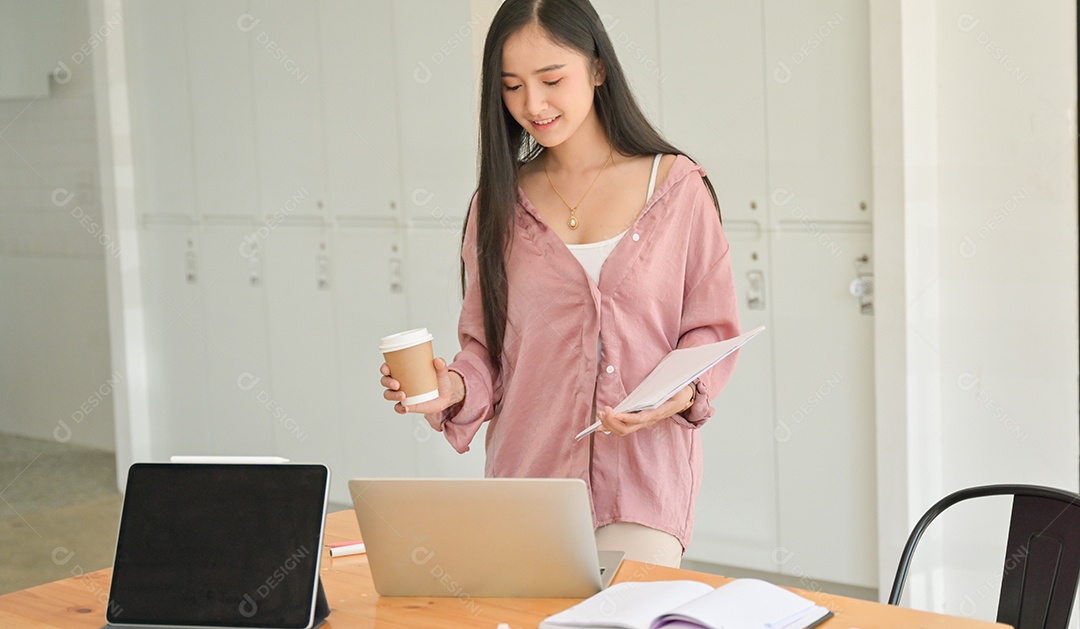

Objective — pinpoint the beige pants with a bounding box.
[595,522,683,568]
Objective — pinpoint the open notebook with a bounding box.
[539,579,832,629]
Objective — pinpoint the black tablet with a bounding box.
[107,463,329,628]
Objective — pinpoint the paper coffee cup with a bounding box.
[380,328,439,406]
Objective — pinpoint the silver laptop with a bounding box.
[348,478,623,597]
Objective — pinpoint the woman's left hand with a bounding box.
[597,385,695,436]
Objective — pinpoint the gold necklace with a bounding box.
[544,149,614,230]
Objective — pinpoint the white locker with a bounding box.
[334,227,417,481]
[405,224,486,477]
[250,1,326,218]
[763,0,871,225]
[771,229,876,587]
[186,0,260,219]
[125,1,195,218]
[261,227,345,499]
[318,0,402,219]
[591,0,661,125]
[392,0,477,222]
[138,226,209,459]
[198,226,276,456]
[658,0,768,225]
[686,225,779,573]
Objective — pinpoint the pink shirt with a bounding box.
[426,154,741,549]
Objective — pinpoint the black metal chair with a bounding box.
[888,484,1080,629]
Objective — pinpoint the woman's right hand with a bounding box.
[380,358,465,415]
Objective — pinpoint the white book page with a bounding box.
[540,581,714,629]
[651,579,818,629]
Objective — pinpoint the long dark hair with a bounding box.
[466,0,722,368]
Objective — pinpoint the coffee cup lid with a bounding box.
[380,328,434,353]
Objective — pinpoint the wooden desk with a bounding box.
[0,510,1007,628]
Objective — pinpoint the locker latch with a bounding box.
[389,258,403,294]
[746,270,766,310]
[316,254,330,290]
[185,239,197,284]
[850,255,873,315]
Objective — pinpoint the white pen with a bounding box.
[328,541,367,557]
[575,420,605,441]
[169,455,291,464]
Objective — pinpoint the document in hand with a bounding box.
[575,326,766,440]
[539,578,833,629]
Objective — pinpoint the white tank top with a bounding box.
[567,154,663,285]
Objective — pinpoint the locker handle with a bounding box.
[316,255,330,290]
[746,270,766,310]
[389,258,403,294]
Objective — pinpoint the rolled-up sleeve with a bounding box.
[423,194,501,453]
[670,176,741,429]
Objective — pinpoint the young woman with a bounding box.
[380,0,740,568]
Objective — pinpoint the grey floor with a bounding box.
[682,559,876,602]
[0,432,123,595]
[0,431,876,602]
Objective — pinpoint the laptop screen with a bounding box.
[107,463,328,628]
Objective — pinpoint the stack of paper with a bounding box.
[575,326,766,440]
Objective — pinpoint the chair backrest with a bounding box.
[889,484,1080,629]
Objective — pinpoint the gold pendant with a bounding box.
[568,211,578,230]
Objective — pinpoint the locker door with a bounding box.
[763,0,871,226]
[186,0,260,219]
[262,227,345,499]
[318,0,401,219]
[334,226,416,480]
[592,0,661,124]
[658,0,769,225]
[138,226,209,459]
[250,1,326,218]
[771,229,876,587]
[406,223,486,477]
[125,0,195,218]
[686,226,779,573]
[199,226,275,456]
[392,0,477,223]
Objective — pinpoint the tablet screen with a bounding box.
[107,463,328,628]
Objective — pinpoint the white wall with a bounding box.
[873,0,1078,618]
[0,0,115,451]
[937,0,1078,619]
[3,0,1074,609]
